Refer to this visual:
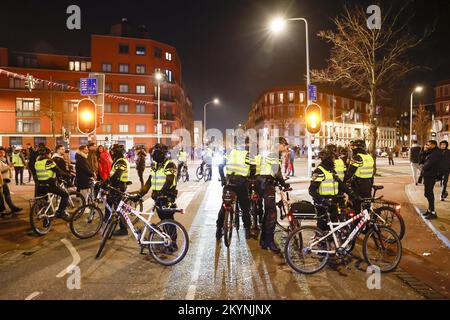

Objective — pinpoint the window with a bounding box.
[445,86,450,97]
[63,100,78,113]
[136,64,146,74]
[165,125,172,134]
[16,98,40,116]
[154,47,162,58]
[119,124,129,133]
[289,106,295,116]
[17,119,40,133]
[101,124,112,133]
[165,70,173,82]
[165,52,172,61]
[136,104,146,113]
[119,64,129,73]
[279,93,284,104]
[119,84,129,93]
[136,45,146,55]
[136,124,146,133]
[104,103,112,113]
[119,44,129,54]
[102,63,112,72]
[10,137,23,146]
[445,103,450,114]
[269,94,275,105]
[119,104,129,113]
[105,83,112,92]
[289,92,295,103]
[299,92,305,103]
[136,85,146,94]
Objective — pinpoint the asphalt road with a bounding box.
[0,160,448,300]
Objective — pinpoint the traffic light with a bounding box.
[305,103,322,135]
[24,74,36,92]
[77,98,97,134]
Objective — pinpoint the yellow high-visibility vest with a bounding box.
[354,153,375,179]
[35,159,56,181]
[178,151,187,162]
[225,149,250,177]
[334,158,346,180]
[316,166,339,196]
[110,158,130,182]
[150,160,177,191]
[12,153,24,167]
[260,154,280,177]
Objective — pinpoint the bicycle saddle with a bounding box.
[372,185,384,191]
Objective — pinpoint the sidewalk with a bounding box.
[405,183,450,248]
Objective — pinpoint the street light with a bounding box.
[409,86,424,151]
[203,98,220,146]
[154,71,164,144]
[269,15,313,177]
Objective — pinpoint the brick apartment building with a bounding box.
[246,85,398,149]
[435,79,450,142]
[0,21,194,150]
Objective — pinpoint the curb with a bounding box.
[405,184,450,249]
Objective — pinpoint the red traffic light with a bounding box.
[306,103,322,135]
[77,99,97,134]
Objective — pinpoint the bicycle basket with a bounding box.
[289,201,318,220]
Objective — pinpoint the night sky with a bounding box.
[1,0,449,133]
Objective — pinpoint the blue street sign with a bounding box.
[308,84,317,102]
[80,78,98,96]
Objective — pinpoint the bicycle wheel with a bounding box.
[148,219,189,266]
[362,226,402,272]
[66,191,86,216]
[182,168,188,183]
[284,226,330,274]
[29,199,53,236]
[373,206,405,240]
[223,208,234,247]
[204,167,211,182]
[96,216,117,259]
[70,204,103,239]
[196,167,203,180]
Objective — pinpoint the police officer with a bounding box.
[103,144,130,236]
[326,144,346,181]
[258,137,290,253]
[177,147,189,181]
[34,147,71,219]
[216,137,255,240]
[344,139,375,211]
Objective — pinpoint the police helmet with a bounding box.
[151,143,169,163]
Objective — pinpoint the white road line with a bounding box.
[25,291,42,300]
[56,239,80,278]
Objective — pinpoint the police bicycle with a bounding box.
[29,179,85,236]
[284,197,402,274]
[95,186,189,266]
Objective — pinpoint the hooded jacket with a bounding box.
[98,150,113,181]
[75,151,95,189]
[421,147,443,178]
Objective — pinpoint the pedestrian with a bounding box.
[25,143,33,183]
[52,145,72,185]
[75,145,95,202]
[421,140,442,220]
[0,149,23,216]
[97,145,113,181]
[87,142,99,177]
[284,149,290,176]
[410,140,422,185]
[135,147,147,188]
[289,147,295,176]
[439,140,450,201]
[29,143,45,196]
[388,148,395,166]
[12,147,26,185]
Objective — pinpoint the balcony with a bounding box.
[159,95,176,103]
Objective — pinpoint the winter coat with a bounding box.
[52,154,69,174]
[136,151,146,171]
[75,151,95,189]
[410,144,421,164]
[421,148,443,178]
[98,150,113,181]
[87,151,99,175]
[439,149,450,173]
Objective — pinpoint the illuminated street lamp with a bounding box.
[409,86,424,151]
[203,98,220,146]
[154,71,165,143]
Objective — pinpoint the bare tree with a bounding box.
[414,104,431,145]
[312,2,429,163]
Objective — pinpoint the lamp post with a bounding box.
[409,86,424,151]
[270,16,313,177]
[154,72,164,144]
[203,98,220,147]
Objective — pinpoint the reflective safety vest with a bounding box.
[252,154,262,176]
[110,158,130,183]
[334,158,346,180]
[225,149,250,177]
[317,166,339,196]
[260,154,280,177]
[178,151,187,162]
[354,153,375,179]
[150,160,177,191]
[12,153,24,167]
[35,159,56,181]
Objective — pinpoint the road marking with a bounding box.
[56,239,81,278]
[25,291,42,300]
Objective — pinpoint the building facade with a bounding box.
[435,79,450,142]
[0,23,194,150]
[246,85,397,148]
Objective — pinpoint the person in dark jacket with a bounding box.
[410,141,422,185]
[135,147,146,188]
[75,145,95,202]
[29,143,45,196]
[439,141,450,201]
[421,140,443,219]
[52,145,70,175]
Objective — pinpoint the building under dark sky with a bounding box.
[1,0,449,133]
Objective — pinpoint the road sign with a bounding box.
[308,85,317,102]
[80,78,98,96]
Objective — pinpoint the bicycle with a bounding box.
[248,179,262,238]
[284,197,402,274]
[204,165,212,182]
[221,186,239,247]
[196,164,204,180]
[95,187,189,266]
[179,163,189,183]
[29,181,85,236]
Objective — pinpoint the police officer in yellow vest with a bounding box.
[177,147,189,182]
[324,144,347,181]
[258,137,291,254]
[217,137,255,240]
[103,144,130,236]
[309,148,356,231]
[12,147,27,185]
[344,139,375,211]
[34,147,71,219]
